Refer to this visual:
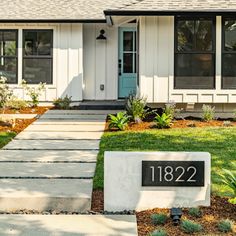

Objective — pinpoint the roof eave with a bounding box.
[0,19,107,23]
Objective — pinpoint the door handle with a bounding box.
[118,59,122,76]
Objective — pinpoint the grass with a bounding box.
[93,127,236,197]
[0,132,16,149]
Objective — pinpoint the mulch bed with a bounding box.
[0,106,51,133]
[91,191,236,235]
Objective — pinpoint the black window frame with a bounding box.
[174,16,216,90]
[0,29,18,84]
[221,17,236,89]
[22,29,53,85]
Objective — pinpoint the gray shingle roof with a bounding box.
[1,0,236,21]
[108,0,236,13]
[0,0,139,21]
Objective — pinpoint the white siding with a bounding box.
[83,23,118,100]
[139,16,236,104]
[1,23,83,102]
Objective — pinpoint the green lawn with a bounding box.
[94,127,236,197]
[0,132,16,149]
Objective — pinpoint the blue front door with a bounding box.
[118,27,137,98]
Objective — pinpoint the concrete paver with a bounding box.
[0,215,138,236]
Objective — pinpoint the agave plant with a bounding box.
[108,112,130,131]
[154,113,172,129]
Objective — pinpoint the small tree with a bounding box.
[0,76,13,112]
[22,80,46,107]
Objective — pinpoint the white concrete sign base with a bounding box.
[104,152,211,211]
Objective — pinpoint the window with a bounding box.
[174,17,215,89]
[0,30,18,84]
[222,18,236,89]
[23,30,53,84]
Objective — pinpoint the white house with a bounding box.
[1,0,236,110]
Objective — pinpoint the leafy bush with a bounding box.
[202,104,215,122]
[188,208,202,218]
[5,97,28,110]
[148,229,167,236]
[0,77,13,109]
[164,101,176,120]
[108,112,130,131]
[181,220,202,234]
[22,80,46,107]
[151,213,168,225]
[218,219,233,233]
[53,95,72,109]
[220,165,236,204]
[154,113,172,129]
[125,93,149,123]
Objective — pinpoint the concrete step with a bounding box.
[23,124,105,132]
[0,163,96,178]
[33,120,106,125]
[0,215,137,236]
[45,110,120,115]
[0,150,98,162]
[3,140,100,150]
[15,131,103,140]
[40,114,107,120]
[0,179,93,212]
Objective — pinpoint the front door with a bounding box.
[118,27,137,98]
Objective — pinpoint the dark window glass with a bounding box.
[23,30,53,84]
[175,17,215,89]
[123,32,133,51]
[0,30,18,83]
[123,53,133,73]
[222,19,236,89]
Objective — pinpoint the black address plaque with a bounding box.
[142,161,205,187]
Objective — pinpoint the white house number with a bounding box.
[150,165,197,183]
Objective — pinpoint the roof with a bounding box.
[1,0,236,22]
[0,0,139,22]
[105,0,236,15]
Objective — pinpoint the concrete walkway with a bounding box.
[1,110,107,212]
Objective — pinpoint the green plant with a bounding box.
[154,113,172,129]
[5,97,28,110]
[223,121,233,127]
[108,112,130,131]
[21,80,46,107]
[148,229,167,236]
[125,93,149,123]
[202,104,215,122]
[188,208,202,218]
[151,213,168,225]
[164,101,176,120]
[218,219,233,233]
[53,95,72,109]
[220,164,236,204]
[181,220,202,234]
[0,76,13,109]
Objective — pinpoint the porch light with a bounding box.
[96,29,107,40]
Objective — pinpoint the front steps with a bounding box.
[0,110,106,212]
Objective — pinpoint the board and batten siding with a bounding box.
[1,23,83,102]
[139,16,236,104]
[83,23,118,100]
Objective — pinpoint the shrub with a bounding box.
[164,101,176,120]
[108,112,129,131]
[53,95,72,110]
[218,219,233,233]
[151,213,168,225]
[154,113,172,129]
[0,76,13,109]
[181,220,202,234]
[202,104,215,122]
[125,93,149,123]
[22,80,46,107]
[148,229,167,236]
[5,97,28,110]
[188,208,202,218]
[220,165,236,204]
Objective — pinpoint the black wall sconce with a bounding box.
[96,29,107,40]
